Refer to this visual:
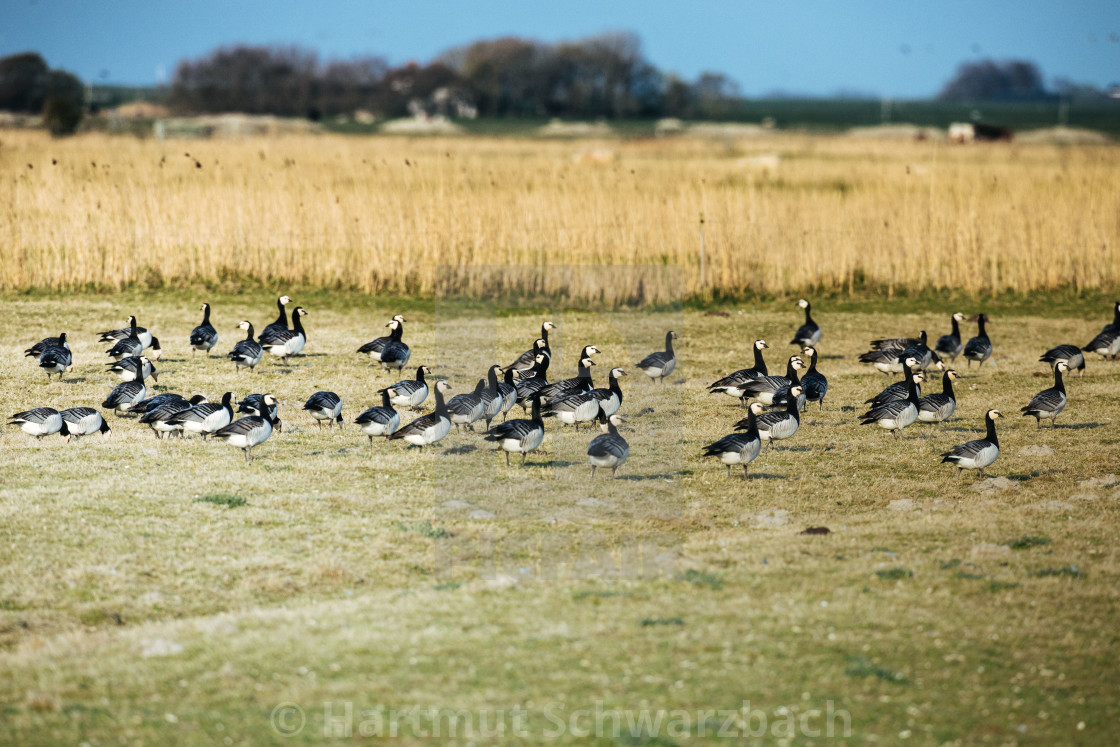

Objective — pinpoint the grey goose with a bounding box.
[140,394,208,439]
[355,389,400,447]
[169,391,234,438]
[59,407,112,440]
[357,314,407,363]
[703,401,764,479]
[1039,345,1085,377]
[636,331,677,384]
[587,410,629,478]
[741,385,802,449]
[941,410,1002,477]
[389,380,452,450]
[790,299,821,347]
[738,355,805,406]
[228,321,264,372]
[189,302,219,355]
[506,321,556,374]
[447,379,486,432]
[1021,361,1068,428]
[25,332,69,358]
[8,407,63,439]
[376,319,411,372]
[107,355,157,383]
[260,307,307,363]
[484,392,546,466]
[917,370,960,424]
[102,367,150,415]
[260,296,292,340]
[303,391,344,430]
[384,366,431,410]
[99,315,153,349]
[962,314,993,368]
[213,394,280,461]
[38,344,72,382]
[709,339,769,406]
[799,347,828,409]
[935,313,967,362]
[859,357,921,438]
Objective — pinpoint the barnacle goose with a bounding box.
[189,302,219,356]
[1040,345,1085,377]
[25,332,68,358]
[497,368,518,421]
[770,358,807,412]
[741,385,802,449]
[865,366,925,409]
[59,407,112,440]
[385,366,431,409]
[355,389,400,447]
[589,367,627,418]
[212,394,280,462]
[102,367,149,415]
[39,345,72,382]
[509,339,547,378]
[935,313,967,362]
[859,331,940,374]
[1082,301,1120,360]
[800,347,828,410]
[357,314,407,363]
[484,392,545,466]
[377,319,411,372]
[480,365,504,430]
[99,315,153,349]
[303,391,344,430]
[543,388,601,431]
[8,407,63,439]
[709,339,770,406]
[917,370,960,424]
[108,335,161,362]
[108,355,157,383]
[237,393,278,421]
[261,307,307,363]
[170,391,234,438]
[790,299,821,347]
[941,410,1002,477]
[140,394,207,438]
[859,357,921,438]
[229,321,264,372]
[507,321,556,374]
[588,410,630,478]
[389,380,452,450]
[515,354,551,409]
[739,356,805,406]
[538,353,597,404]
[260,296,292,340]
[1021,361,1068,428]
[703,402,764,479]
[962,314,993,368]
[636,331,677,384]
[447,379,487,432]
[135,392,193,414]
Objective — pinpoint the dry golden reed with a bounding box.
[1,130,1117,303]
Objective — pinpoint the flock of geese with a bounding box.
[10,296,1120,480]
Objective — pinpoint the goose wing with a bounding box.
[588,433,628,459]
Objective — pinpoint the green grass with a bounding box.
[1,291,1119,743]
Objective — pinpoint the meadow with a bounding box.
[0,130,1119,744]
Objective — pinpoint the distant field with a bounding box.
[2,130,1118,304]
[1,291,1119,743]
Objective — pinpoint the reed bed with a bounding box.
[1,130,1117,303]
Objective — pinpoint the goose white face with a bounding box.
[669,331,678,339]
[392,314,406,323]
[749,402,765,415]
[946,370,960,381]
[534,338,547,349]
[953,312,966,322]
[904,357,920,369]
[544,321,557,331]
[611,367,627,378]
[933,360,945,371]
[200,303,208,311]
[420,366,432,376]
[913,373,926,384]
[756,339,768,350]
[988,409,1002,420]
[127,315,137,325]
[798,299,809,309]
[295,308,308,317]
[263,394,278,407]
[789,386,803,397]
[580,357,596,368]
[1056,362,1069,373]
[608,414,624,426]
[386,319,399,330]
[801,347,815,357]
[586,346,601,355]
[238,320,251,331]
[436,381,452,394]
[791,357,805,370]
[279,295,292,305]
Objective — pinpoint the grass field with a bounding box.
[2,289,1119,744]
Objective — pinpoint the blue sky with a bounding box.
[3,0,1118,97]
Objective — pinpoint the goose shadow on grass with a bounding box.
[1051,422,1106,430]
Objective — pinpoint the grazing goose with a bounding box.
[859,331,940,374]
[515,353,552,408]
[800,347,828,409]
[1082,301,1120,360]
[917,370,960,423]
[543,388,601,431]
[790,299,821,347]
[140,394,208,439]
[25,332,68,358]
[102,368,149,415]
[739,356,805,406]
[99,315,153,349]
[389,380,452,450]
[135,392,193,414]
[385,366,431,410]
[742,385,802,449]
[261,307,307,363]
[108,335,161,362]
[935,313,967,362]
[303,391,344,430]
[703,402,764,479]
[590,367,627,418]
[107,355,157,383]
[8,407,63,439]
[1039,344,1085,377]
[636,331,678,384]
[212,394,280,462]
[480,365,504,430]
[859,357,921,438]
[237,393,278,421]
[260,296,292,340]
[484,392,546,466]
[1021,361,1068,428]
[588,410,630,478]
[770,358,807,412]
[508,339,548,379]
[170,391,234,438]
[962,314,993,368]
[941,409,1002,477]
[709,339,770,406]
[355,389,400,448]
[865,366,925,409]
[59,407,112,441]
[38,345,72,382]
[538,354,597,404]
[377,319,411,372]
[357,314,407,363]
[229,321,264,372]
[189,302,219,356]
[497,368,518,421]
[447,379,486,432]
[506,321,557,374]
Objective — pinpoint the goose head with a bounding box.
[952,312,966,322]
[801,346,817,358]
[946,370,960,381]
[789,385,804,398]
[755,339,769,350]
[534,338,547,350]
[797,299,809,310]
[237,320,252,331]
[279,295,292,306]
[148,338,162,360]
[294,307,308,318]
[790,356,806,370]
[748,401,765,416]
[419,365,432,376]
[932,359,945,371]
[667,331,678,340]
[987,409,1003,420]
[610,367,628,378]
[1056,361,1069,373]
[580,357,596,368]
[391,314,406,323]
[543,321,557,331]
[903,356,920,371]
[435,380,452,394]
